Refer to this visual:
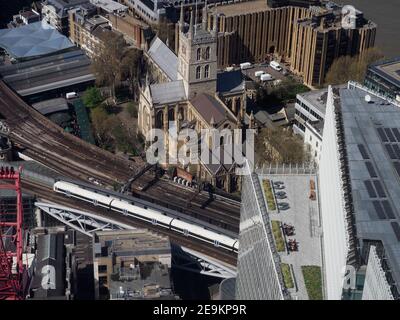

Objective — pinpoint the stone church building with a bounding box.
[138,4,253,193]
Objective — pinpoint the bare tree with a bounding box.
[121,48,142,99]
[91,32,142,103]
[325,47,384,85]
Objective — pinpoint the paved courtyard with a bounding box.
[260,174,323,300]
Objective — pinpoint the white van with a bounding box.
[255,70,265,77]
[270,61,282,71]
[260,73,274,81]
[66,92,78,99]
[240,62,252,70]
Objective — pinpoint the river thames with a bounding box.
[337,0,400,58]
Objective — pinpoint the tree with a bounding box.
[127,102,138,118]
[325,47,384,85]
[255,127,309,165]
[91,32,141,103]
[91,32,125,102]
[121,48,142,98]
[83,87,103,109]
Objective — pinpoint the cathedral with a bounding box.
[138,4,254,193]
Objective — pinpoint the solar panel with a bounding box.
[364,180,377,198]
[377,127,389,142]
[393,161,400,178]
[381,200,396,219]
[373,180,386,197]
[390,222,400,241]
[391,128,400,142]
[384,128,397,142]
[392,144,400,159]
[385,144,397,159]
[365,162,377,178]
[358,144,369,159]
[372,200,386,219]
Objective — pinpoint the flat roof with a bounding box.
[370,57,400,88]
[339,85,400,291]
[211,0,269,17]
[32,97,69,115]
[0,21,74,59]
[90,0,128,13]
[257,171,323,300]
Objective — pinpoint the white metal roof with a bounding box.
[0,21,74,59]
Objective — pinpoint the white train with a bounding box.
[53,181,239,253]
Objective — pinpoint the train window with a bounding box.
[123,209,128,215]
[66,191,71,197]
[131,202,135,205]
[213,240,220,247]
[144,206,148,209]
[163,212,167,216]
[183,229,189,236]
[151,219,157,225]
[93,199,98,206]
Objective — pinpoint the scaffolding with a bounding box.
[0,166,25,300]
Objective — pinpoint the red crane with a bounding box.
[0,166,25,300]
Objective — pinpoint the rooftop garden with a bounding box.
[301,266,323,300]
[281,263,294,289]
[271,220,285,252]
[262,179,276,211]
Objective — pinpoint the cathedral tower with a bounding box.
[177,3,217,99]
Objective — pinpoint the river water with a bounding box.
[337,0,400,58]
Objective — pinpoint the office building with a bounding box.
[42,0,90,36]
[207,0,376,87]
[93,229,177,300]
[7,10,40,28]
[293,89,327,164]
[319,82,400,300]
[364,57,400,103]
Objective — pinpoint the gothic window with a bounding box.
[204,65,209,78]
[168,108,175,121]
[205,46,210,60]
[196,48,201,61]
[235,98,241,114]
[196,66,201,79]
[156,111,163,129]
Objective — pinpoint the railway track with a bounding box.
[0,81,240,232]
[21,179,238,266]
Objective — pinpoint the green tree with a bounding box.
[83,87,103,109]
